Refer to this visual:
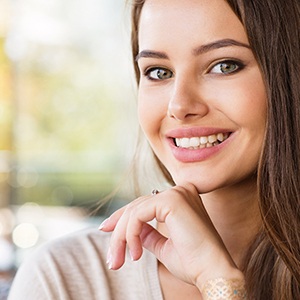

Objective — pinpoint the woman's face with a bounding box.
[137,0,267,193]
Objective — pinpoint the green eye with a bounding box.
[210,60,244,75]
[146,68,173,80]
[220,63,238,73]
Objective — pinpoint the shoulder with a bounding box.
[39,226,110,262]
[24,226,111,273]
[9,227,163,300]
[15,226,111,278]
[8,228,111,299]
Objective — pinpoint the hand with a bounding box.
[99,183,244,289]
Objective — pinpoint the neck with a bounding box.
[201,178,262,267]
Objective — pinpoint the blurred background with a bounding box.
[0,0,138,297]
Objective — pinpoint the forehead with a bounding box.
[138,0,248,50]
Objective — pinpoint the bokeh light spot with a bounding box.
[12,223,39,249]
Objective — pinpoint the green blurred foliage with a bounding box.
[0,0,137,210]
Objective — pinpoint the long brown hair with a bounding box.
[226,1,300,299]
[129,0,300,299]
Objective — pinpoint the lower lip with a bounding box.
[168,136,232,163]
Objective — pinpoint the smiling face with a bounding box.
[136,0,267,193]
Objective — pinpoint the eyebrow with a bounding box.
[135,50,168,61]
[193,38,251,55]
[135,38,251,61]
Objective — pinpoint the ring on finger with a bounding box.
[151,189,159,195]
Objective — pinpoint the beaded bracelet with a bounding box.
[201,277,247,300]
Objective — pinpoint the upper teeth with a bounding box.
[175,133,229,149]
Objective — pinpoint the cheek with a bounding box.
[235,83,267,130]
[137,91,151,135]
[137,89,167,138]
[213,75,267,129]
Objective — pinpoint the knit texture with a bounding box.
[8,228,163,300]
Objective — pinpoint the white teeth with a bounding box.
[190,137,200,147]
[217,133,224,142]
[208,135,217,143]
[200,136,208,145]
[180,138,190,148]
[174,133,230,149]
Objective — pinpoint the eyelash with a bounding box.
[143,59,245,81]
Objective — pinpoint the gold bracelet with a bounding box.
[201,277,247,300]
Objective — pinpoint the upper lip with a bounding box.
[166,127,233,139]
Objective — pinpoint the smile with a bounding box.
[174,133,230,149]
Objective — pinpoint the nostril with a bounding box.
[167,101,209,121]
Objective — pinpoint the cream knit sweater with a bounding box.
[8,228,163,300]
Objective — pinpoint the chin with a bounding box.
[172,175,222,195]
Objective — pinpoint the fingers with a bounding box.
[99,184,242,289]
[105,222,167,270]
[101,195,158,269]
[140,222,168,260]
[99,206,126,232]
[99,184,211,274]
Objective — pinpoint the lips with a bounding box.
[166,127,233,162]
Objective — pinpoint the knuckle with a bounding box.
[170,188,187,202]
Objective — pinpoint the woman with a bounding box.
[9,0,300,299]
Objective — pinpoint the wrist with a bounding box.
[196,264,246,299]
[199,277,247,300]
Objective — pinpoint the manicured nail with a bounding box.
[106,249,113,269]
[129,250,134,261]
[98,218,108,230]
[108,260,113,270]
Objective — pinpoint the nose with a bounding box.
[167,77,209,121]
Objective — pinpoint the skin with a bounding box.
[100,0,267,298]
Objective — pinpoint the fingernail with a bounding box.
[108,260,113,270]
[129,250,135,261]
[106,249,113,269]
[98,218,108,230]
